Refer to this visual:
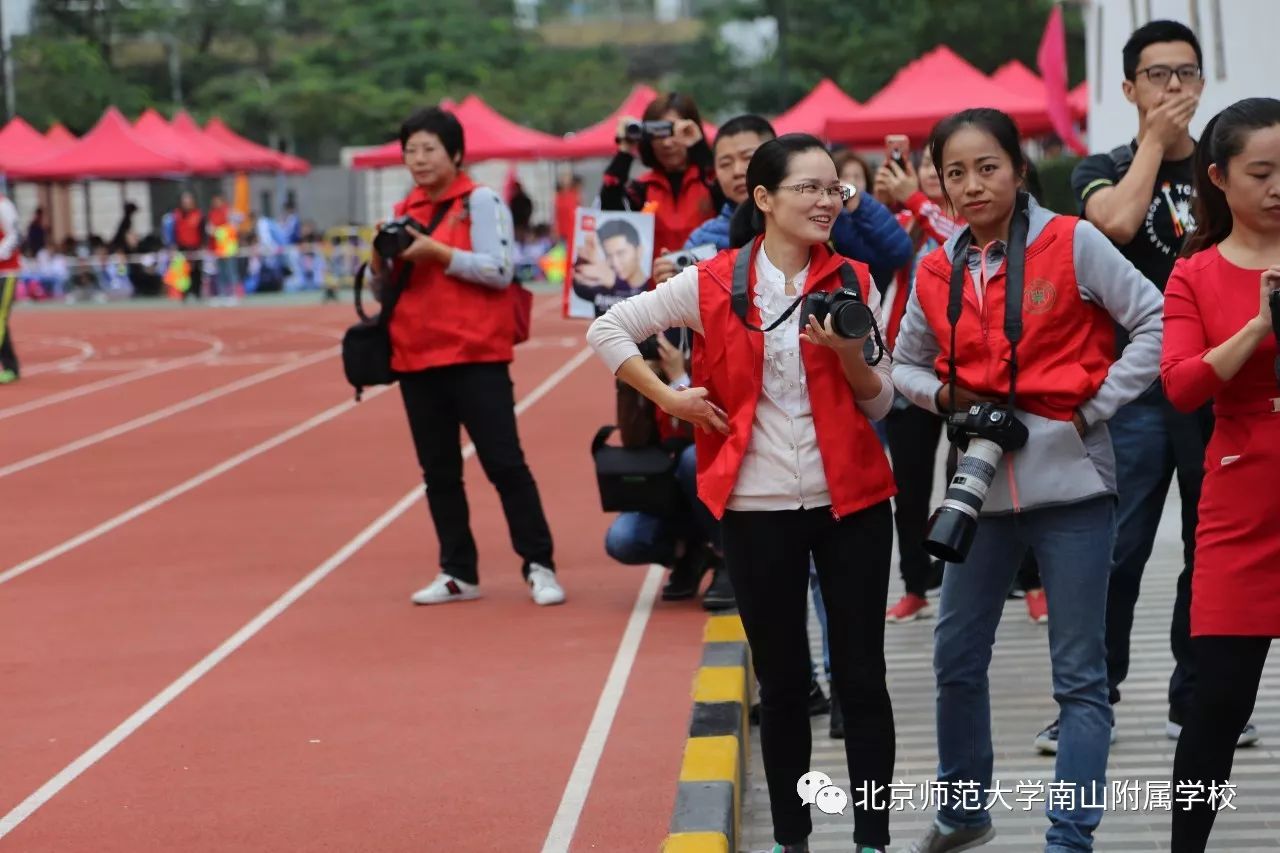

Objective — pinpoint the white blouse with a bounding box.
[586,246,895,512]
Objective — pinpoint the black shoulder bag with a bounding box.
[341,198,455,401]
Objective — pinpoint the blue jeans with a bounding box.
[934,497,1115,852]
[604,443,720,564]
[1105,390,1210,715]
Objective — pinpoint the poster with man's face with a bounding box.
[565,208,655,319]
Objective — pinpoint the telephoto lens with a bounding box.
[923,437,1005,563]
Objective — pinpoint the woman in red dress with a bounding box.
[1163,97,1280,853]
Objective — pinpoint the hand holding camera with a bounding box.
[373,216,449,266]
[1254,266,1280,335]
[655,244,716,285]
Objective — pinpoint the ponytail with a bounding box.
[1181,97,1280,258]
[728,197,763,248]
[1182,113,1229,257]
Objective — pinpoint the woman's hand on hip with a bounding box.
[661,385,729,435]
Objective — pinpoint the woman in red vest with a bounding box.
[891,109,1165,853]
[1164,97,1280,853]
[600,92,715,258]
[589,134,898,853]
[0,193,22,384]
[371,107,563,608]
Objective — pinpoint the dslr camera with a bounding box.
[373,216,426,260]
[923,402,1029,563]
[624,120,675,142]
[797,288,876,339]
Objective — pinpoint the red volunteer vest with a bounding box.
[913,215,1116,421]
[691,238,897,520]
[388,173,516,372]
[634,168,715,257]
[1,196,20,271]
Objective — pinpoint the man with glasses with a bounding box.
[1036,19,1258,757]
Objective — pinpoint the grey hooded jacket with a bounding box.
[891,196,1164,515]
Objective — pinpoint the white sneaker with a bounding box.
[411,573,480,605]
[527,564,565,606]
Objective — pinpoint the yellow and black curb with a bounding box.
[661,613,752,853]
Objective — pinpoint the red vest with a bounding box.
[635,168,715,257]
[173,208,204,250]
[912,215,1116,421]
[691,238,897,520]
[1,196,20,271]
[389,173,516,372]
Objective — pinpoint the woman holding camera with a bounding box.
[1162,97,1280,853]
[601,92,715,258]
[891,109,1163,853]
[374,106,563,608]
[589,134,898,853]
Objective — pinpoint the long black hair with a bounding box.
[928,108,1031,213]
[727,133,830,249]
[1182,97,1280,257]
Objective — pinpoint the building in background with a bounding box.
[1082,0,1272,150]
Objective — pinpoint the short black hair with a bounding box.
[597,218,640,247]
[1123,20,1202,80]
[399,106,465,166]
[714,114,776,151]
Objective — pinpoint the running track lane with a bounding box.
[0,305,710,850]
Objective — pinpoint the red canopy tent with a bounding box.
[1068,81,1088,120]
[134,108,226,175]
[203,117,310,175]
[170,111,280,173]
[772,78,861,137]
[0,117,53,172]
[9,107,195,181]
[45,124,76,148]
[992,60,1045,99]
[825,46,1055,146]
[557,85,658,160]
[351,95,565,169]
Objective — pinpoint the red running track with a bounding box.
[0,298,709,852]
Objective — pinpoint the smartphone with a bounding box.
[885,134,910,165]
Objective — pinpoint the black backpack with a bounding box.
[340,198,454,401]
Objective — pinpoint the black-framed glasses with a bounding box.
[1135,64,1203,86]
[778,182,853,202]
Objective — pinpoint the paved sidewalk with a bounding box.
[740,489,1280,852]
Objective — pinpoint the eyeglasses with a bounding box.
[777,182,853,202]
[1135,64,1203,87]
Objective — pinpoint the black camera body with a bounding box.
[946,402,1030,452]
[798,288,876,339]
[373,216,426,260]
[624,120,675,142]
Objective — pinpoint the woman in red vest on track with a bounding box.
[589,134,898,853]
[600,92,716,259]
[1164,97,1280,853]
[0,193,22,384]
[891,109,1164,853]
[371,106,563,609]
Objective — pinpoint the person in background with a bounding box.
[828,149,915,286]
[23,207,46,256]
[1162,97,1280,853]
[589,133,898,853]
[0,191,22,384]
[835,149,873,195]
[1045,18,1257,757]
[554,173,581,246]
[893,108,1163,853]
[172,191,205,301]
[372,106,563,608]
[602,91,715,260]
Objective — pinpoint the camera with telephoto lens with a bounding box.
[923,402,1030,563]
[797,288,876,339]
[624,120,675,142]
[373,216,426,260]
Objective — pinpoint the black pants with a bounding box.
[723,502,895,849]
[399,362,554,584]
[885,403,943,596]
[1171,636,1271,853]
[1,274,18,375]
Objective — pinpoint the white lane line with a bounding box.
[0,348,338,481]
[0,346,595,839]
[0,332,226,422]
[21,337,97,375]
[539,564,664,853]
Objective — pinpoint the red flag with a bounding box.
[1037,3,1088,155]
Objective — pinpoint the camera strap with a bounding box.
[730,242,807,333]
[945,192,1030,413]
[368,197,457,326]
